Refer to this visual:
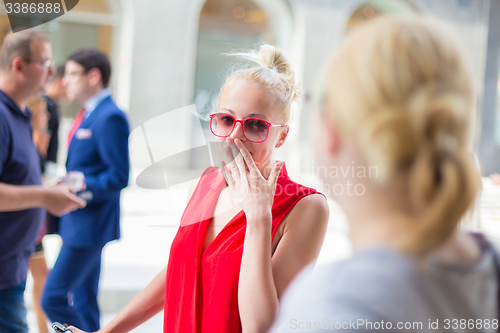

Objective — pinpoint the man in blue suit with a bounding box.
[42,49,130,331]
[0,30,86,333]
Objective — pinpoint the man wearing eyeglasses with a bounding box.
[0,30,87,333]
[41,49,130,332]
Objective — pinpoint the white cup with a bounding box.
[62,171,85,192]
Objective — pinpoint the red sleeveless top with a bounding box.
[163,164,320,333]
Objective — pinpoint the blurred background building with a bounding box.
[1,0,499,331]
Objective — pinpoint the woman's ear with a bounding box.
[275,125,289,148]
[11,57,24,74]
[88,68,103,87]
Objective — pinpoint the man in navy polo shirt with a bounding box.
[0,30,87,333]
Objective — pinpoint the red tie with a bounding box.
[68,107,85,147]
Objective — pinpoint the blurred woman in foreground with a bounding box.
[272,16,498,333]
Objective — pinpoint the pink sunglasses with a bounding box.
[209,112,286,143]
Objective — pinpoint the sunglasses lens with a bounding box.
[243,118,268,142]
[211,113,234,137]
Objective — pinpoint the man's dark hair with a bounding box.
[68,49,111,87]
[55,64,65,78]
[0,30,50,70]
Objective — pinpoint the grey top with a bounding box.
[272,233,499,333]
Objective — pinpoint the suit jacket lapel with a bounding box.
[67,96,113,159]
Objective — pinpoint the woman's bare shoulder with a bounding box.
[282,193,329,233]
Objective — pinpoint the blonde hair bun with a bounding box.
[220,44,300,124]
[256,44,301,102]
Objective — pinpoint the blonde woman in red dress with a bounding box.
[71,44,329,333]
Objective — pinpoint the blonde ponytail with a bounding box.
[402,85,479,255]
